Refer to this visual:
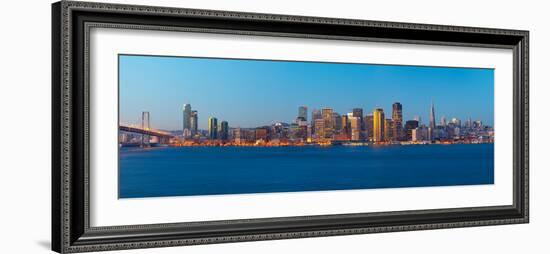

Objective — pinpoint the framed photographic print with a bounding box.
[52,1,529,253]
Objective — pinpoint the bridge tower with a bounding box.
[141,111,150,147]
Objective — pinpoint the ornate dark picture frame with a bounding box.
[52,1,529,253]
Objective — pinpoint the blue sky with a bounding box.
[119,55,494,130]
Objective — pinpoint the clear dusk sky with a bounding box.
[119,55,494,130]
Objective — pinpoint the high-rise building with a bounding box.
[333,112,342,131]
[298,106,308,121]
[314,118,325,140]
[352,108,364,130]
[190,110,198,134]
[341,114,350,138]
[384,119,393,141]
[220,121,229,141]
[364,114,374,140]
[440,116,447,127]
[429,101,436,140]
[183,104,192,134]
[404,120,419,141]
[349,116,361,141]
[311,109,322,134]
[373,108,385,142]
[322,108,334,138]
[392,102,403,140]
[208,117,218,140]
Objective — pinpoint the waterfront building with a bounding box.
[364,114,374,140]
[333,112,342,131]
[220,121,229,141]
[183,104,192,136]
[352,108,363,129]
[208,117,218,140]
[373,108,385,142]
[384,118,393,141]
[429,101,436,141]
[311,109,322,134]
[255,127,268,141]
[322,108,335,138]
[314,118,325,140]
[392,102,403,141]
[341,114,351,138]
[404,120,419,141]
[349,116,361,141]
[412,126,429,142]
[298,106,308,121]
[233,128,243,144]
[190,110,198,134]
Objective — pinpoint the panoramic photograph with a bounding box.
[118,54,495,199]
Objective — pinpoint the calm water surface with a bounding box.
[119,144,494,198]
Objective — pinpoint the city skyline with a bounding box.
[119,55,494,130]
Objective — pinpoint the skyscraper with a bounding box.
[208,117,218,140]
[429,101,436,141]
[311,109,322,134]
[220,121,229,141]
[341,114,350,138]
[322,108,334,138]
[364,114,374,140]
[384,118,393,141]
[373,108,385,142]
[298,106,308,121]
[190,110,198,134]
[352,108,364,130]
[333,112,342,131]
[349,116,361,141]
[392,102,403,140]
[183,104,192,134]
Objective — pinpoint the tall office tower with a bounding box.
[141,111,150,146]
[373,108,385,142]
[352,108,364,129]
[190,110,198,134]
[298,106,308,121]
[333,112,342,131]
[384,119,393,141]
[392,102,403,140]
[208,117,218,140]
[314,118,325,140]
[341,114,350,137]
[404,120,419,141]
[364,114,374,140]
[183,104,192,134]
[220,121,229,141]
[349,117,361,141]
[311,109,322,134]
[322,108,334,138]
[429,101,436,141]
[440,116,447,127]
